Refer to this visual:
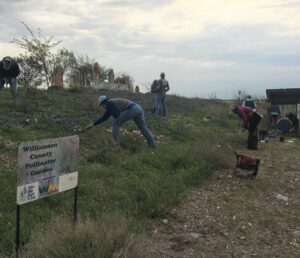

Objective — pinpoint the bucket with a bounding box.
[234,154,260,179]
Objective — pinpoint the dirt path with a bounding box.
[146,138,300,258]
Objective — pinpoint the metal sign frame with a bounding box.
[15,135,79,257]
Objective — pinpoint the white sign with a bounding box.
[17,135,79,205]
[59,172,78,192]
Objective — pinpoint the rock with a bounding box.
[292,230,300,237]
[190,233,200,238]
[276,194,289,202]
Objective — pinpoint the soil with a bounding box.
[146,137,300,258]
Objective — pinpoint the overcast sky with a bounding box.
[0,0,299,98]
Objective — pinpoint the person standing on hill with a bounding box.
[82,96,156,148]
[154,72,170,117]
[0,56,20,99]
[242,95,257,110]
[232,104,261,150]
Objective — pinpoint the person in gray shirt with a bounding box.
[154,72,170,117]
[83,96,156,148]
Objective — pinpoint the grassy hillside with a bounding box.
[0,88,242,257]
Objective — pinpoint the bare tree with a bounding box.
[16,55,43,95]
[11,22,61,89]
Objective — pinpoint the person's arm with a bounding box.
[165,81,170,92]
[12,62,20,77]
[94,110,111,125]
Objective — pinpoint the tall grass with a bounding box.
[21,214,135,258]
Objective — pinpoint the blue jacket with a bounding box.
[94,98,136,125]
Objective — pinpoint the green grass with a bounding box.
[0,87,242,257]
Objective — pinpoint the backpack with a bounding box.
[244,100,256,109]
[151,80,159,93]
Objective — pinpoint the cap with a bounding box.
[98,95,107,106]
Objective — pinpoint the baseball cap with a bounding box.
[98,95,107,106]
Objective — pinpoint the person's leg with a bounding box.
[0,76,5,91]
[112,109,136,144]
[247,132,253,149]
[161,93,167,117]
[10,77,18,99]
[133,105,155,148]
[248,113,261,149]
[248,113,261,134]
[154,93,163,117]
[112,119,120,144]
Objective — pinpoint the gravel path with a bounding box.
[146,138,300,258]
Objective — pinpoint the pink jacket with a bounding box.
[235,105,253,129]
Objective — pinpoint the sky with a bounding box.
[0,0,299,99]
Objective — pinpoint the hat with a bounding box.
[98,95,107,106]
[2,56,13,70]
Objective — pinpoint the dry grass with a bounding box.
[21,214,129,258]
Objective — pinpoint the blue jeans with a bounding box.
[0,76,18,98]
[112,104,155,148]
[154,91,167,117]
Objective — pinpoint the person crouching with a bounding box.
[232,104,261,150]
[84,96,156,148]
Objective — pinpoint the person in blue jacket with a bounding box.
[0,56,20,99]
[83,96,156,148]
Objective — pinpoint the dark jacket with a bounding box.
[0,60,20,78]
[242,99,257,109]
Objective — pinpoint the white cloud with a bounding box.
[0,0,299,98]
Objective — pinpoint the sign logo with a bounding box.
[17,182,39,205]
